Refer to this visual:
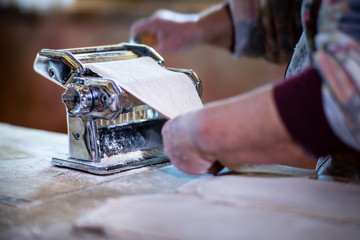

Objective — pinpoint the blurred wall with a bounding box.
[0,0,287,133]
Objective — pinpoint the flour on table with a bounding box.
[101,151,143,166]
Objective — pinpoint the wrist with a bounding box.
[196,3,233,49]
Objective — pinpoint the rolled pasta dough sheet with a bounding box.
[86,57,203,119]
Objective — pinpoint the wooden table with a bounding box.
[1,123,359,240]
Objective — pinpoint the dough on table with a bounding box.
[75,175,360,240]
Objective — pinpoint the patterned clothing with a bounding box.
[228,0,303,62]
[227,0,360,156]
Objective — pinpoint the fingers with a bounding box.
[130,9,201,55]
[130,17,169,54]
[170,153,215,175]
[162,114,217,175]
[130,18,160,42]
[133,33,158,46]
[130,10,175,42]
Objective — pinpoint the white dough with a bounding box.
[86,57,203,119]
[76,175,360,240]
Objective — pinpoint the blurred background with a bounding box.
[0,0,287,133]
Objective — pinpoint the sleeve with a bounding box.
[274,67,350,157]
[226,0,303,63]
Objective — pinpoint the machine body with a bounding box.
[34,43,201,174]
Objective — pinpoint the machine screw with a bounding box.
[49,68,56,78]
[101,94,108,103]
[73,132,80,140]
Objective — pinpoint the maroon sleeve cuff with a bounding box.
[273,67,350,157]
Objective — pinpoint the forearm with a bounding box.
[196,3,233,49]
[190,84,314,166]
[191,85,283,152]
[188,65,355,168]
[162,69,335,174]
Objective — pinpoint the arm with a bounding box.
[131,0,303,62]
[131,0,304,61]
[162,0,360,175]
[162,81,315,175]
[162,64,355,175]
[130,3,233,54]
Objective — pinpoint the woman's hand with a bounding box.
[130,4,233,55]
[162,110,223,175]
[162,84,315,174]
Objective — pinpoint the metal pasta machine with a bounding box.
[33,43,201,174]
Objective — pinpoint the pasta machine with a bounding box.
[33,43,201,174]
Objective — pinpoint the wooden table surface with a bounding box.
[1,123,359,240]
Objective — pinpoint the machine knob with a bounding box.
[62,83,93,116]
